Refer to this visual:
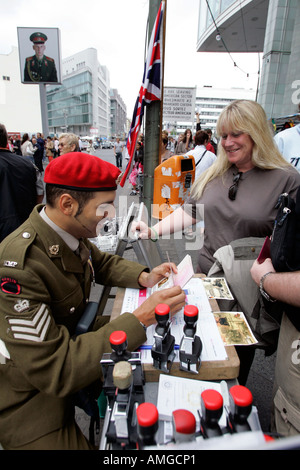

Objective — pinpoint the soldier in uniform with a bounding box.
[24,32,58,83]
[0,152,185,450]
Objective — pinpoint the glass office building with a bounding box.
[46,48,111,138]
[110,88,127,140]
[47,71,93,133]
[197,0,300,120]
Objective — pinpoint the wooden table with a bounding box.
[110,279,240,382]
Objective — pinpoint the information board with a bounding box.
[163,87,196,122]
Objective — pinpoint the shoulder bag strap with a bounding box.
[195,149,207,167]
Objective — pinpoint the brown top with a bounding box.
[184,165,300,274]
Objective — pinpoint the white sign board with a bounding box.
[90,127,98,135]
[163,87,196,122]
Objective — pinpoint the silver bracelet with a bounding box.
[259,272,277,302]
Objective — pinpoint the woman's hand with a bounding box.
[130,221,154,240]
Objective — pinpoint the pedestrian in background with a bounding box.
[36,132,45,160]
[58,132,79,155]
[53,135,59,158]
[274,122,300,172]
[175,128,193,154]
[86,139,93,154]
[45,136,54,162]
[161,135,174,162]
[0,123,43,242]
[12,135,22,155]
[114,137,124,169]
[31,136,44,173]
[205,128,217,154]
[21,133,36,164]
[185,130,216,181]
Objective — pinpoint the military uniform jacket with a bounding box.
[24,55,58,82]
[0,205,147,447]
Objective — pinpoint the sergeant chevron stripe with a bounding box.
[7,303,51,342]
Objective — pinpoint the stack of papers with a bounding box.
[121,275,228,363]
[156,375,227,426]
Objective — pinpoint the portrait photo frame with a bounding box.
[17,27,62,84]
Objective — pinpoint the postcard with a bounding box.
[213,311,257,346]
[202,277,234,300]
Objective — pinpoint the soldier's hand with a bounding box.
[132,285,185,327]
[138,262,178,288]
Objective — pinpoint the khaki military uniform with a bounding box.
[24,55,58,82]
[0,205,147,449]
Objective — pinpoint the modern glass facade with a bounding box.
[198,0,235,39]
[47,71,93,134]
[197,0,300,119]
[46,48,112,137]
[258,0,300,119]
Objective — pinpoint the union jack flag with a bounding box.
[119,1,165,187]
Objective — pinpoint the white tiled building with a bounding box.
[0,46,42,134]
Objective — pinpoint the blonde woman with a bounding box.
[134,100,300,274]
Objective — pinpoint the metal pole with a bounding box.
[39,83,49,136]
[142,0,166,217]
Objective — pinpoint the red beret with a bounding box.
[44,152,121,191]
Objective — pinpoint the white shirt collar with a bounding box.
[39,206,79,252]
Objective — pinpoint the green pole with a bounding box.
[142,0,165,219]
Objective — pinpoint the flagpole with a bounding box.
[160,0,166,165]
[142,0,165,217]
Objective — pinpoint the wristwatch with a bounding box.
[259,272,277,302]
[139,321,147,331]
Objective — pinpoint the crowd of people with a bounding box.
[1,98,300,449]
[128,123,219,195]
[9,132,84,168]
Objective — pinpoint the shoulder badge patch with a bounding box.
[6,303,51,343]
[1,278,21,295]
[3,261,18,268]
[14,299,30,313]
